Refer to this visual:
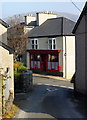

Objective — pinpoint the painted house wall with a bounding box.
[27,36,62,72]
[56,37,63,71]
[25,15,36,25]
[63,36,75,79]
[36,12,57,26]
[75,15,86,94]
[0,23,7,45]
[0,46,14,100]
[27,36,75,79]
[0,23,14,101]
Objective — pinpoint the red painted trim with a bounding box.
[58,66,63,71]
[47,69,59,72]
[27,50,61,55]
[30,53,31,69]
[29,52,62,72]
[46,55,48,71]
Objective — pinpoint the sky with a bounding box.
[0,0,87,19]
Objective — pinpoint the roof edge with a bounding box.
[0,41,14,54]
[72,2,87,33]
[28,34,75,38]
[0,19,9,28]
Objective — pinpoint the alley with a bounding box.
[14,75,87,119]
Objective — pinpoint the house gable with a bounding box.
[72,2,87,34]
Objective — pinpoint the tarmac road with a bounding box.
[14,75,87,119]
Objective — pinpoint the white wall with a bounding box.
[37,12,57,26]
[0,46,14,100]
[0,23,7,45]
[63,36,75,79]
[25,15,36,25]
[0,23,14,100]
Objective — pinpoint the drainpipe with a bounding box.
[2,75,5,115]
[64,36,67,79]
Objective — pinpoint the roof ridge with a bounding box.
[47,17,75,22]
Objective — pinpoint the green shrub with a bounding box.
[14,61,28,83]
[14,61,28,72]
[14,72,21,81]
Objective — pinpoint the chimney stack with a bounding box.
[25,14,36,25]
[36,11,57,26]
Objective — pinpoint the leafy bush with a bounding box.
[14,61,28,85]
[14,72,21,81]
[14,61,28,72]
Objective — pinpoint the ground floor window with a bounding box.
[31,54,40,69]
[30,53,59,71]
[48,54,58,70]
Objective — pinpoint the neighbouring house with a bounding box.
[0,19,14,115]
[27,12,75,79]
[7,14,37,64]
[7,12,57,65]
[72,2,87,95]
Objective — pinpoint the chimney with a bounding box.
[25,14,36,25]
[36,11,57,26]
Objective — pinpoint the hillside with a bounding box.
[3,12,79,26]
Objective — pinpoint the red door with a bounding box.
[41,55,47,71]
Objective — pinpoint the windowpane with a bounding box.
[32,40,34,44]
[36,45,38,49]
[49,45,52,49]
[35,40,37,44]
[48,38,56,50]
[31,39,38,49]
[51,45,52,49]
[32,45,34,49]
[49,40,52,44]
[53,39,55,44]
[53,45,56,49]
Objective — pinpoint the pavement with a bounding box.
[14,74,87,119]
[33,73,69,81]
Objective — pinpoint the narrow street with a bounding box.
[14,75,87,119]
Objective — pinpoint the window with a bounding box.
[48,38,56,50]
[48,54,58,70]
[31,54,40,69]
[31,39,38,49]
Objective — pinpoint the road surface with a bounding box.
[14,75,87,119]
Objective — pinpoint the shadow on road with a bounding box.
[14,84,87,119]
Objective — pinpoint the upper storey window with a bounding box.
[31,39,38,49]
[48,38,56,50]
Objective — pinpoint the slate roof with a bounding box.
[72,2,87,33]
[0,19,9,28]
[0,41,14,54]
[29,17,75,38]
[20,21,37,27]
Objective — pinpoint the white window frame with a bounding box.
[48,38,56,50]
[31,38,39,49]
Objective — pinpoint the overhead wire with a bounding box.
[70,0,81,12]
